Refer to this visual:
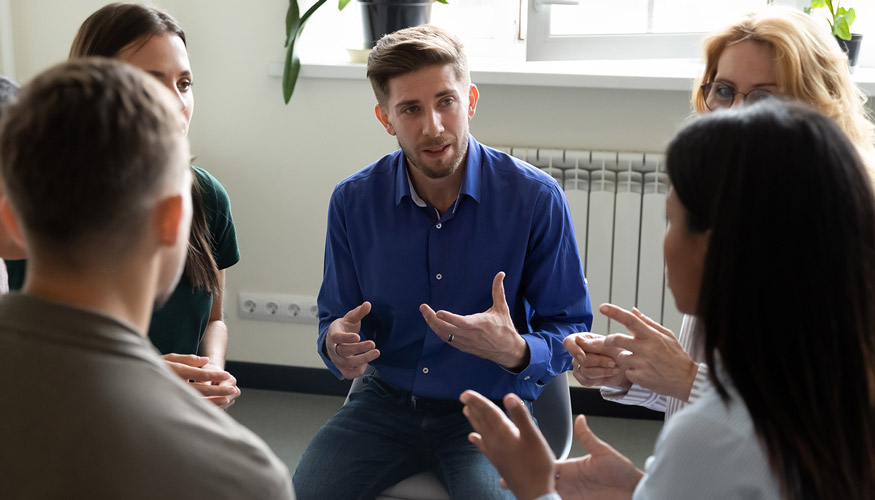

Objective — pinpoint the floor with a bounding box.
[228,388,664,477]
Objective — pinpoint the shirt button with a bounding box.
[436,223,442,229]
[436,273,442,280]
[422,367,429,374]
[524,376,531,381]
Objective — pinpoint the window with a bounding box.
[527,0,822,61]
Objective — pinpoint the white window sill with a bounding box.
[267,53,875,95]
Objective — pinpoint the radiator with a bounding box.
[496,146,684,337]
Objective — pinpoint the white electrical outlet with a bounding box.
[238,292,319,324]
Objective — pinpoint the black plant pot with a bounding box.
[835,33,863,70]
[360,0,432,49]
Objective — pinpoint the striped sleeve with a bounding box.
[600,384,667,413]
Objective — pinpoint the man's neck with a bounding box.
[407,158,466,214]
[22,256,158,335]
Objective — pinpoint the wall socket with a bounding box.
[238,292,319,324]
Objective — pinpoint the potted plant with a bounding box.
[283,0,448,103]
[804,0,863,68]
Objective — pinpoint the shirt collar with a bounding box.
[395,135,482,207]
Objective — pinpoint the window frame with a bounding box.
[525,0,804,62]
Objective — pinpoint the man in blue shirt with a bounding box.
[293,25,592,500]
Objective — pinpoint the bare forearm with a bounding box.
[199,320,228,369]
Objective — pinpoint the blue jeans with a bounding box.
[293,375,525,500]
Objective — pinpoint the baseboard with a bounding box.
[226,361,663,421]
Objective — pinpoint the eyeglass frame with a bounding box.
[700,82,775,111]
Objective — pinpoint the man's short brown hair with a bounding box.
[0,58,186,258]
[366,24,469,106]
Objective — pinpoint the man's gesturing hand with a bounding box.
[325,301,380,379]
[420,272,528,370]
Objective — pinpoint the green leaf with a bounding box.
[282,0,329,103]
[435,0,449,4]
[809,0,828,9]
[283,36,302,103]
[285,0,300,48]
[338,0,352,10]
[834,14,852,40]
[845,7,856,27]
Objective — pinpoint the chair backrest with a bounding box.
[532,373,573,460]
[344,369,573,460]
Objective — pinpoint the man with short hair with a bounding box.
[0,59,294,499]
[293,25,591,499]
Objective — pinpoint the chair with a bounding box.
[344,370,574,500]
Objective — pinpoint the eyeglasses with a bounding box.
[701,82,774,111]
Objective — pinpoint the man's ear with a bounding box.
[153,194,185,247]
[375,103,396,136]
[467,84,479,120]
[0,196,27,252]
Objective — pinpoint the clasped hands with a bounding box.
[325,271,529,380]
[161,353,241,410]
[565,304,698,402]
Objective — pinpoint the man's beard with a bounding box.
[401,133,469,179]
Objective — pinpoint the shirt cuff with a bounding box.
[601,384,667,413]
[504,334,548,384]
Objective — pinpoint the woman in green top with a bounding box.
[7,2,242,409]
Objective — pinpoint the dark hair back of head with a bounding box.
[366,24,468,106]
[0,58,186,260]
[70,2,185,59]
[666,100,875,499]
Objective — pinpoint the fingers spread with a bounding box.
[504,394,537,436]
[632,307,677,338]
[461,390,508,436]
[420,304,458,337]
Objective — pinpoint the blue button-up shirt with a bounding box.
[317,136,592,401]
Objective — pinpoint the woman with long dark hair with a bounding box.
[5,2,241,408]
[461,100,875,499]
[568,6,875,422]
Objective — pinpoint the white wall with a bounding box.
[7,1,870,369]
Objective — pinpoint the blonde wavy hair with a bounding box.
[692,8,875,170]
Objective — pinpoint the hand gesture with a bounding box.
[420,272,528,369]
[600,304,697,401]
[554,415,643,500]
[563,332,627,388]
[460,390,556,500]
[325,301,380,379]
[162,353,241,409]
